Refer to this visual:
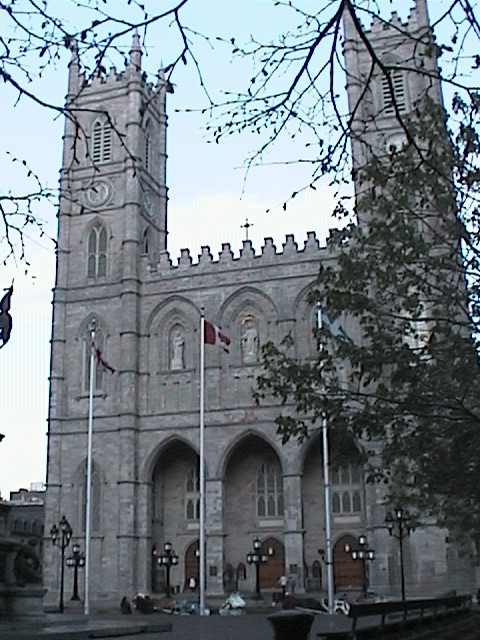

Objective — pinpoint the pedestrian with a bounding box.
[287,575,296,594]
[279,574,287,597]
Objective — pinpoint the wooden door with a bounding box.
[333,534,364,591]
[259,537,284,589]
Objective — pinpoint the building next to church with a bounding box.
[43,1,477,608]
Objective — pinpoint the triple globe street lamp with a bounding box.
[246,537,273,599]
[345,534,375,597]
[385,507,411,601]
[157,541,179,597]
[66,542,85,601]
[50,515,73,613]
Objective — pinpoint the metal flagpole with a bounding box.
[199,314,206,616]
[317,306,334,615]
[84,320,96,616]
[322,413,335,615]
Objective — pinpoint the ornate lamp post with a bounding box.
[50,515,73,613]
[246,537,271,599]
[157,541,178,597]
[385,507,411,601]
[345,535,375,597]
[66,542,85,601]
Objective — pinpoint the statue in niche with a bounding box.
[241,316,259,364]
[170,329,185,370]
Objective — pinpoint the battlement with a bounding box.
[365,0,429,38]
[145,230,337,278]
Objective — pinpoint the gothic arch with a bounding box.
[218,287,278,364]
[292,283,318,359]
[141,434,201,485]
[218,428,283,480]
[81,216,111,281]
[72,458,104,535]
[145,297,199,372]
[76,314,113,393]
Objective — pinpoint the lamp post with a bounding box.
[50,515,73,613]
[385,507,411,601]
[246,537,271,599]
[66,542,85,601]
[157,541,178,597]
[345,535,375,597]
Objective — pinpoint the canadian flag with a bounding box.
[204,320,231,353]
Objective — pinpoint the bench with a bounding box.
[317,594,472,640]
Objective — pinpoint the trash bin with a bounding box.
[268,610,314,640]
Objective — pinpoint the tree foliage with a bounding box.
[256,93,480,545]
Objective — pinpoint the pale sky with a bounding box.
[0,0,460,497]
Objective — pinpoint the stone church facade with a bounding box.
[44,2,477,608]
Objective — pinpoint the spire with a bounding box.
[129,29,142,71]
[67,41,80,98]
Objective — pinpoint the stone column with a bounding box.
[205,478,224,596]
[283,474,305,593]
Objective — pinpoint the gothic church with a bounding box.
[44,1,477,608]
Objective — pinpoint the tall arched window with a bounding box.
[185,466,200,521]
[331,463,363,514]
[92,115,112,163]
[257,459,284,518]
[78,462,101,533]
[82,325,105,393]
[87,223,107,280]
[142,227,152,255]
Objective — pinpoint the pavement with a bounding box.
[2,600,480,640]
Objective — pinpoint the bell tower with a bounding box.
[343,0,442,195]
[45,32,171,605]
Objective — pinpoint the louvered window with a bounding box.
[92,115,112,163]
[381,70,407,116]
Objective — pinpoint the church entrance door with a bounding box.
[259,537,284,589]
[333,534,364,592]
[184,540,199,591]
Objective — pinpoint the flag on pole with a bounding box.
[204,320,231,353]
[93,343,116,374]
[0,284,13,349]
[318,306,353,344]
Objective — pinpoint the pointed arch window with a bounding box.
[92,115,112,163]
[82,325,105,393]
[87,223,107,280]
[142,227,152,255]
[78,462,101,533]
[185,466,200,521]
[257,459,284,518]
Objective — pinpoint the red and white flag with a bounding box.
[92,342,116,374]
[204,320,230,353]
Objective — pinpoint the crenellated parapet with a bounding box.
[365,0,429,37]
[146,230,332,278]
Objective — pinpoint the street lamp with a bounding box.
[66,542,85,601]
[157,541,179,597]
[50,515,73,613]
[345,535,375,597]
[385,507,411,601]
[246,537,272,599]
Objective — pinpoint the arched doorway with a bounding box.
[184,540,199,591]
[333,534,364,592]
[259,537,285,589]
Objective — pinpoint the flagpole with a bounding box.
[317,306,334,615]
[84,320,96,616]
[199,314,206,616]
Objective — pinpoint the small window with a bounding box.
[87,223,107,280]
[92,115,112,163]
[82,325,106,393]
[185,466,200,521]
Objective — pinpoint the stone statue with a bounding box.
[241,318,259,363]
[170,330,185,370]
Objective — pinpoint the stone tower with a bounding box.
[342,0,442,210]
[44,33,170,603]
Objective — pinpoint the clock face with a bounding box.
[386,133,407,153]
[143,191,154,217]
[84,180,111,207]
